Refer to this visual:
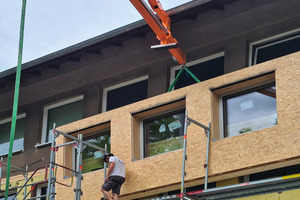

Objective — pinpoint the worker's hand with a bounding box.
[105,176,109,182]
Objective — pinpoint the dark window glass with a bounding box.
[174,56,224,90]
[249,164,300,181]
[0,117,25,155]
[106,79,148,111]
[46,100,83,142]
[41,186,47,200]
[252,34,300,65]
[39,186,54,200]
[223,84,277,137]
[82,131,110,174]
[144,109,185,157]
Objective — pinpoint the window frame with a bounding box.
[0,113,26,156]
[102,75,148,112]
[249,28,300,66]
[41,95,84,144]
[169,52,225,90]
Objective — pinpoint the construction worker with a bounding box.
[101,153,125,200]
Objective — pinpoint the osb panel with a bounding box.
[55,52,300,199]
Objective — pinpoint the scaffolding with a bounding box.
[0,125,107,200]
[45,128,106,200]
[179,110,211,200]
[0,157,29,198]
[145,173,300,200]
[143,110,300,200]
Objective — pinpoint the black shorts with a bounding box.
[102,176,125,195]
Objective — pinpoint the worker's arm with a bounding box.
[105,162,115,182]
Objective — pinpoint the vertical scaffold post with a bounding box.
[74,134,83,200]
[204,123,211,190]
[180,110,188,199]
[103,144,107,200]
[23,165,28,198]
[47,124,57,200]
[0,157,3,190]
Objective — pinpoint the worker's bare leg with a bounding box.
[101,189,113,200]
[112,193,119,200]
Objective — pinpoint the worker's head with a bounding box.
[103,153,114,163]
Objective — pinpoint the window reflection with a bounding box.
[224,85,277,137]
[0,117,25,155]
[82,131,110,173]
[144,110,185,157]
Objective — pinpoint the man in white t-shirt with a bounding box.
[101,153,125,200]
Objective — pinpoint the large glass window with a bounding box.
[170,53,224,90]
[250,29,300,66]
[103,76,148,112]
[143,109,185,157]
[42,96,83,143]
[82,131,110,174]
[223,83,277,137]
[0,114,25,156]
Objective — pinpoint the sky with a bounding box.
[0,0,192,73]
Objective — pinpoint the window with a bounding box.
[0,114,26,156]
[249,164,300,182]
[63,122,110,176]
[102,76,148,112]
[249,29,300,66]
[143,109,185,157]
[35,185,55,200]
[36,185,46,200]
[132,99,185,160]
[212,73,276,139]
[222,83,277,137]
[42,96,83,144]
[170,53,224,90]
[82,130,110,173]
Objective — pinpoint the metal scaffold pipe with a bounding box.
[55,129,106,152]
[5,0,27,199]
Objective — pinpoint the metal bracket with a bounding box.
[187,120,191,126]
[73,189,83,196]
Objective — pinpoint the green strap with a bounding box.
[167,64,201,92]
[5,0,27,199]
[167,67,185,92]
[183,66,200,83]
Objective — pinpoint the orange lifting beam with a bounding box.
[130,0,186,64]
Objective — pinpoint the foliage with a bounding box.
[145,112,184,157]
[239,127,252,134]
